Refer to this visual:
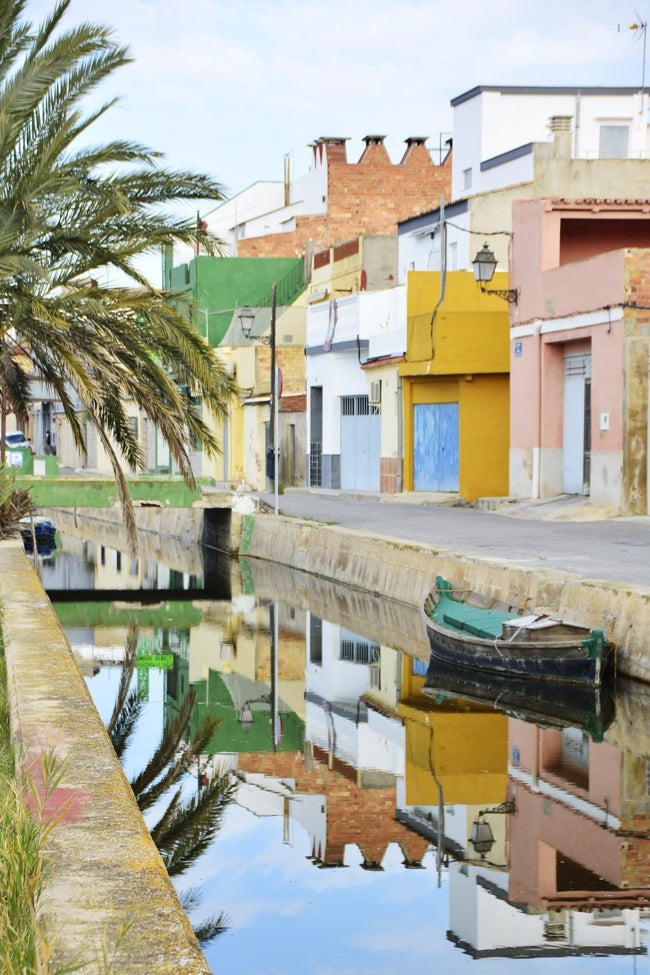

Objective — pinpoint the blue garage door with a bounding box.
[413,402,459,491]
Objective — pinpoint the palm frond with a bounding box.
[0,0,236,537]
[134,712,221,814]
[151,771,237,877]
[177,889,230,945]
[129,689,197,804]
[0,462,33,538]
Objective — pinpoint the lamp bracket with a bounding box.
[480,285,518,305]
[478,800,516,816]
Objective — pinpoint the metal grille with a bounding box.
[309,442,322,486]
[341,395,377,417]
[339,636,380,664]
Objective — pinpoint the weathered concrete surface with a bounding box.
[243,514,650,683]
[43,486,263,558]
[0,540,210,974]
[46,506,208,574]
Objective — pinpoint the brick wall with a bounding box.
[238,139,451,259]
[237,746,429,869]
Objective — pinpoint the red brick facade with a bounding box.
[238,135,451,259]
[237,745,429,870]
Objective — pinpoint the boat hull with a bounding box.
[425,625,611,685]
[20,519,57,553]
[423,578,615,687]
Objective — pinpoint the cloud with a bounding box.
[22,0,650,195]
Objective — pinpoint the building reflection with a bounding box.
[51,531,650,960]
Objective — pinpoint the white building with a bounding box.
[305,287,405,490]
[398,85,650,282]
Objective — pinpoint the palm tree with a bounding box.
[0,0,237,541]
[107,625,236,946]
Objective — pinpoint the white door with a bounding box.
[563,354,591,494]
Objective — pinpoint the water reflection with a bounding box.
[43,528,650,972]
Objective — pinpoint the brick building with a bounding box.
[164,134,450,489]
[236,135,451,259]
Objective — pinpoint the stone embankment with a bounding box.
[0,540,211,974]
[242,512,650,683]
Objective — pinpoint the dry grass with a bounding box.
[0,463,34,540]
[0,643,45,974]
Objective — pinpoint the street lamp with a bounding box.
[472,242,518,304]
[468,799,516,858]
[239,285,279,515]
[238,305,258,341]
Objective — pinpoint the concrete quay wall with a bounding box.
[243,513,650,683]
[0,540,210,974]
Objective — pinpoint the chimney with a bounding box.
[400,136,430,165]
[316,137,349,164]
[359,135,390,164]
[283,153,290,206]
[549,116,573,158]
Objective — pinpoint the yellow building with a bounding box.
[398,656,508,809]
[400,270,510,501]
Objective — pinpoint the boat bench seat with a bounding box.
[440,602,512,641]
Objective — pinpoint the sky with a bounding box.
[22,0,650,203]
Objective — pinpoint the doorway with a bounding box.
[562,354,591,495]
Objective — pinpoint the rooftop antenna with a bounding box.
[628,14,647,92]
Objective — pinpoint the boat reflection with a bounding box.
[421,656,616,742]
[46,526,650,968]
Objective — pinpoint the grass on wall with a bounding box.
[0,637,44,973]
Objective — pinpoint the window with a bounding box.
[462,167,472,190]
[339,629,380,664]
[599,124,629,159]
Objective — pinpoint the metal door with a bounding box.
[563,354,591,495]
[413,402,459,491]
[340,395,380,490]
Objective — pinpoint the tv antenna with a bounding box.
[628,14,647,92]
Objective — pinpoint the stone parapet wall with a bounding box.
[0,540,210,974]
[243,513,650,683]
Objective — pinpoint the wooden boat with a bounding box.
[421,656,615,741]
[423,576,615,687]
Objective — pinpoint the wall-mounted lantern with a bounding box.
[472,243,518,304]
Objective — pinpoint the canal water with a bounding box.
[37,529,650,974]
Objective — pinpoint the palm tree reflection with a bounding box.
[106,624,236,946]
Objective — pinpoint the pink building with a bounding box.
[509,198,650,514]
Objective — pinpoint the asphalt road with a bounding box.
[259,490,650,590]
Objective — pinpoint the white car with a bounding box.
[5,432,33,453]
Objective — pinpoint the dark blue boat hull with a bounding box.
[425,624,613,686]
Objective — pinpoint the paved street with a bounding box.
[259,489,650,590]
